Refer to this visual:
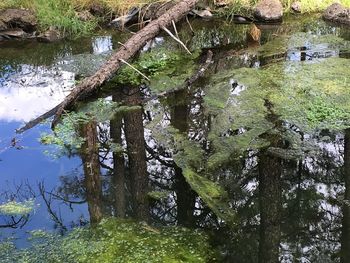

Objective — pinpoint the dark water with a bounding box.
[1,16,350,262]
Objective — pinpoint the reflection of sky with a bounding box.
[0,65,74,122]
[287,44,340,61]
[0,33,119,244]
[92,36,113,54]
[0,121,85,246]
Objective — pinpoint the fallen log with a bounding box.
[17,0,198,133]
[16,49,212,134]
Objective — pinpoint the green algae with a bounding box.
[111,48,199,90]
[0,200,34,216]
[207,57,350,133]
[0,218,213,263]
[199,56,350,172]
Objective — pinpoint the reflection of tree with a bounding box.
[341,129,350,262]
[258,147,282,263]
[170,89,196,227]
[80,120,103,224]
[39,182,68,233]
[257,105,282,263]
[123,86,149,220]
[110,93,126,218]
[20,69,348,263]
[0,216,29,229]
[0,181,34,229]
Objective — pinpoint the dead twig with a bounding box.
[171,20,179,38]
[162,26,192,55]
[119,58,150,81]
[186,15,194,33]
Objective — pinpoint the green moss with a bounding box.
[0,218,214,263]
[0,200,34,216]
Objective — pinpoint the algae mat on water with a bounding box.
[0,218,213,263]
[204,57,350,167]
[232,58,350,131]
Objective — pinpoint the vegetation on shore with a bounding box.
[221,0,350,16]
[0,0,165,37]
[1,0,350,37]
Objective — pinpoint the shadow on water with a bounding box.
[1,15,350,262]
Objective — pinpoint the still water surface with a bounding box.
[1,16,350,262]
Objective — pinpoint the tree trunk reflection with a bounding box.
[110,93,126,218]
[170,89,196,227]
[80,120,103,224]
[123,86,149,220]
[341,129,350,262]
[258,148,282,263]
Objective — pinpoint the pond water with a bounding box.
[1,15,350,262]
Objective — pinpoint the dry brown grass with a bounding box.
[0,0,170,16]
[73,0,169,16]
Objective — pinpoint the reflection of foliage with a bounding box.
[179,19,249,50]
[40,112,87,153]
[40,99,137,155]
[0,218,213,263]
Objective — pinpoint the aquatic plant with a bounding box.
[200,53,350,172]
[0,200,34,216]
[0,218,214,263]
[112,47,199,89]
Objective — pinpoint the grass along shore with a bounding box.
[0,0,349,37]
